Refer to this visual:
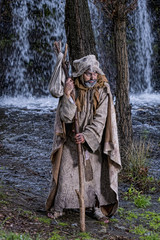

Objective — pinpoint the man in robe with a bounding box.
[46,53,121,222]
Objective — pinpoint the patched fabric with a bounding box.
[84,159,93,182]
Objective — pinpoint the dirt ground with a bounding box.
[0,103,160,240]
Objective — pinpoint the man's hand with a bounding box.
[75,133,85,144]
[64,78,74,98]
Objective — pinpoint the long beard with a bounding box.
[75,74,108,114]
[84,79,97,88]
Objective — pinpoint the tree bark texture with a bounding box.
[65,0,97,66]
[114,15,133,166]
[65,0,98,232]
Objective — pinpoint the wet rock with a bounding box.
[99,225,107,233]
[71,223,78,227]
[114,224,128,231]
[9,134,29,142]
[51,219,58,225]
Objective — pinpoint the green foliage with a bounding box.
[48,231,65,240]
[117,207,125,217]
[118,207,139,222]
[0,192,7,200]
[0,230,33,240]
[0,217,11,227]
[77,232,93,239]
[130,225,160,239]
[124,185,139,200]
[22,210,33,216]
[130,225,160,240]
[123,139,155,192]
[139,233,160,240]
[141,211,160,230]
[109,218,119,223]
[36,216,51,225]
[120,207,160,239]
[0,200,8,205]
[142,129,150,139]
[124,185,151,208]
[130,224,148,235]
[126,139,150,179]
[58,222,68,227]
[134,194,151,208]
[17,208,34,220]
[150,187,156,193]
[126,211,138,221]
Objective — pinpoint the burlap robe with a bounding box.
[46,53,122,216]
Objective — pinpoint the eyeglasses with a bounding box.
[84,71,98,78]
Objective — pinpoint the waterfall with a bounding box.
[5,0,31,96]
[1,0,157,100]
[4,0,66,97]
[128,0,153,93]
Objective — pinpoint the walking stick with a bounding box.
[54,42,85,232]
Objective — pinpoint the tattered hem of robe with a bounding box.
[45,146,120,217]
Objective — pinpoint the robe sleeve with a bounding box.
[59,94,77,123]
[82,89,108,153]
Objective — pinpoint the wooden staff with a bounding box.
[54,42,85,232]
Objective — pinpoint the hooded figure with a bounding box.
[46,54,121,221]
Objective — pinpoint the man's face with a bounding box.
[83,71,98,82]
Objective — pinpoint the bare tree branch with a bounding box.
[96,0,114,19]
[95,0,137,18]
[125,0,138,15]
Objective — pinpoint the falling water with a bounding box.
[129,0,153,93]
[4,0,66,97]
[1,0,159,109]
[5,0,31,96]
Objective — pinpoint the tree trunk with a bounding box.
[114,15,133,167]
[65,0,97,65]
[65,0,97,232]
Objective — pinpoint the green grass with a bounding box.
[126,139,150,178]
[134,194,151,208]
[35,216,52,225]
[117,207,125,217]
[139,233,160,240]
[118,206,160,240]
[76,232,93,239]
[0,230,34,240]
[130,224,148,235]
[0,192,7,200]
[124,185,151,208]
[0,200,9,205]
[130,226,160,240]
[109,218,119,223]
[48,231,65,240]
[58,222,68,227]
[126,210,138,221]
